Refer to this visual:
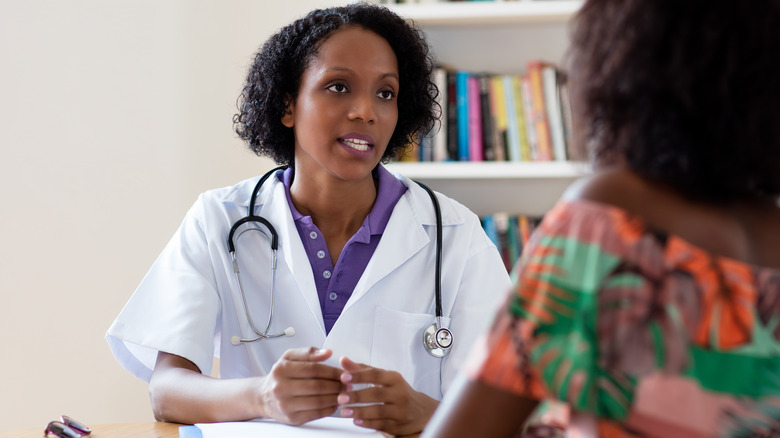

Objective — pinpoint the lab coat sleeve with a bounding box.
[106,194,222,382]
[440,214,512,395]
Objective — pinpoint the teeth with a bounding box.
[341,138,370,151]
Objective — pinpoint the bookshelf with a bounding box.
[385,0,589,217]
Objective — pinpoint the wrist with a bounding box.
[245,375,271,420]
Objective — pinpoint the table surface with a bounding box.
[2,421,421,438]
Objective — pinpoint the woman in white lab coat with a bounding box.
[106,4,510,436]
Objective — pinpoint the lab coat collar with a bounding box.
[219,169,467,332]
[344,174,465,310]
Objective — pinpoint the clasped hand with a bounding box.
[261,347,437,436]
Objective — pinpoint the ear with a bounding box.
[281,95,294,128]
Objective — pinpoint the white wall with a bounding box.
[0,0,350,430]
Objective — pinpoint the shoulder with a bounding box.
[562,167,656,209]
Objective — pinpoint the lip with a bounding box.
[339,132,375,145]
[338,132,376,158]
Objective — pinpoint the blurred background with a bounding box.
[0,0,354,430]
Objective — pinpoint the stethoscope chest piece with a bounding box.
[423,322,453,358]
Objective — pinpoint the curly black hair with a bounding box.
[569,0,780,201]
[233,2,438,166]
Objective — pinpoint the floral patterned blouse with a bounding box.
[467,199,780,437]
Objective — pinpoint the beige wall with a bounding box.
[0,0,350,430]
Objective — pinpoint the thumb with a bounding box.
[339,356,366,371]
[284,347,333,362]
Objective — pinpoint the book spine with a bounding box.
[527,61,553,161]
[520,75,539,161]
[479,75,497,162]
[467,75,484,162]
[489,75,508,162]
[542,65,567,161]
[502,75,522,162]
[432,67,449,162]
[511,75,531,161]
[456,71,470,162]
[446,71,459,161]
[558,72,577,161]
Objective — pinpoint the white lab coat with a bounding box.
[106,168,511,400]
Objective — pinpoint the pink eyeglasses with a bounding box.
[44,416,91,438]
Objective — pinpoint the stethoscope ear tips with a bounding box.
[231,336,241,345]
[284,327,295,337]
[423,322,453,358]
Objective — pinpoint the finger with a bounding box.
[274,360,343,382]
[283,377,345,397]
[285,393,341,412]
[284,347,333,362]
[340,400,396,419]
[338,385,399,408]
[341,366,401,387]
[284,405,340,426]
[349,417,396,433]
[339,356,368,371]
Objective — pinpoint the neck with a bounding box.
[289,170,377,236]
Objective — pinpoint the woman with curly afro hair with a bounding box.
[106,3,511,436]
[424,0,780,437]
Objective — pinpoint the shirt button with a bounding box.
[329,292,338,301]
[309,231,318,239]
[317,250,325,259]
[323,270,331,279]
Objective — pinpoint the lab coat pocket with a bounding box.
[371,306,451,399]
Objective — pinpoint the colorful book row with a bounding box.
[481,213,542,273]
[402,61,575,163]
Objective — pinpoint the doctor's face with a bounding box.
[282,26,399,183]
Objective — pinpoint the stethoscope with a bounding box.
[227,166,453,358]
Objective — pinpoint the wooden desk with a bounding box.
[1,422,181,438]
[1,422,421,438]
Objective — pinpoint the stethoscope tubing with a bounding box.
[228,166,452,355]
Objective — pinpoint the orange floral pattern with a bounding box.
[468,200,780,437]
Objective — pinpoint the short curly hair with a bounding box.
[569,0,780,201]
[233,2,438,166]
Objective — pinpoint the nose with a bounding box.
[347,92,376,124]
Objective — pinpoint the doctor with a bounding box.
[106,4,510,437]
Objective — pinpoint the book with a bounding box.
[481,215,500,250]
[493,212,512,272]
[478,75,498,162]
[542,65,567,161]
[455,70,470,161]
[506,215,520,270]
[467,75,484,161]
[510,75,531,161]
[489,75,508,162]
[502,75,522,162]
[557,72,579,161]
[526,61,554,161]
[432,67,449,162]
[446,70,459,161]
[520,75,539,161]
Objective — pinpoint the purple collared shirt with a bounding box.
[281,165,407,334]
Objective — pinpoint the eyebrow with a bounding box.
[325,66,399,82]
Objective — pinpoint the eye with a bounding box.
[326,83,348,93]
[377,89,396,100]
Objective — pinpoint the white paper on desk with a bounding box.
[195,417,390,438]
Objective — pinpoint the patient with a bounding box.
[422,0,780,436]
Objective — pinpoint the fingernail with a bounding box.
[354,418,363,425]
[341,373,353,383]
[341,407,353,417]
[338,394,350,404]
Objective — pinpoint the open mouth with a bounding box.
[339,137,372,152]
